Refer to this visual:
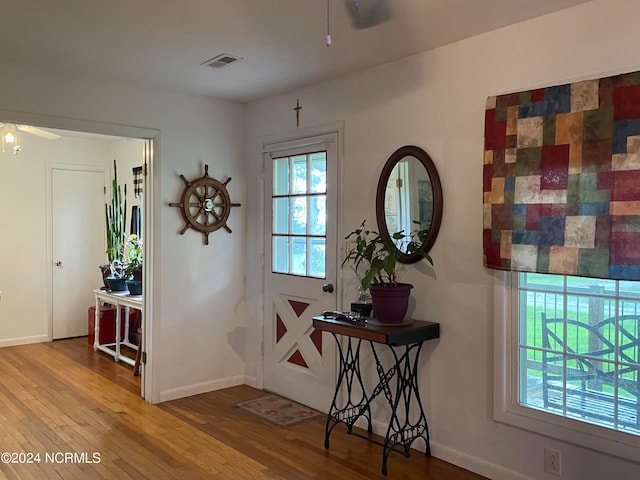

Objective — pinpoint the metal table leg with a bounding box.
[324,334,372,448]
[371,342,430,475]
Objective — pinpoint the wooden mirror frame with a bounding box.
[375,145,443,264]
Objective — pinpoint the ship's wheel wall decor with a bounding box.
[169,164,241,245]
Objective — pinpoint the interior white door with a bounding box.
[263,133,339,412]
[52,167,107,339]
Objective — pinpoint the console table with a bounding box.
[93,289,142,371]
[312,316,440,475]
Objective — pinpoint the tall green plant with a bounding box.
[105,159,127,263]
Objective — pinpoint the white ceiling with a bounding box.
[1,0,592,103]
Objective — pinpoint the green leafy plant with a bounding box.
[105,159,127,265]
[108,259,126,279]
[124,234,143,278]
[342,220,433,290]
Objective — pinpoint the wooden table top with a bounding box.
[312,316,440,346]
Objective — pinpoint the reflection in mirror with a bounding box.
[376,145,442,264]
[383,155,434,251]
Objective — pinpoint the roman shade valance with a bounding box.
[483,70,640,280]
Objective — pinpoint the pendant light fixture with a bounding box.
[2,124,20,155]
[326,0,332,46]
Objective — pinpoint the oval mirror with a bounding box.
[375,145,443,264]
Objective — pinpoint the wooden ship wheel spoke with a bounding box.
[169,164,241,245]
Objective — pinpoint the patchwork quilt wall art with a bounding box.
[483,70,640,280]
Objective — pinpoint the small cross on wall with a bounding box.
[294,99,302,127]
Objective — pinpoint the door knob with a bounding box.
[322,283,334,293]
[55,260,62,267]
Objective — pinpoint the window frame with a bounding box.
[271,150,327,279]
[493,271,640,462]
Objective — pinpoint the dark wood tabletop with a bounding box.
[312,316,440,346]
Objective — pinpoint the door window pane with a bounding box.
[273,157,289,196]
[310,153,327,193]
[273,198,289,234]
[309,195,326,235]
[309,238,326,278]
[272,236,289,273]
[290,237,306,276]
[291,196,307,235]
[292,155,307,194]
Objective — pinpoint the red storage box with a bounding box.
[87,306,131,345]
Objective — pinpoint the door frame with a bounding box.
[0,108,158,401]
[257,121,345,390]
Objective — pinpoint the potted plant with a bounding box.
[342,220,432,324]
[106,259,127,292]
[124,234,143,295]
[101,159,127,289]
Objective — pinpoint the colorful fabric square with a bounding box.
[483,70,640,280]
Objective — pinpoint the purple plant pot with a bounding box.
[99,264,111,288]
[131,268,143,281]
[369,283,413,324]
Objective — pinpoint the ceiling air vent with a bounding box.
[201,53,243,70]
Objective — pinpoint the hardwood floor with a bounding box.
[0,338,488,479]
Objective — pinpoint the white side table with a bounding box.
[93,289,143,368]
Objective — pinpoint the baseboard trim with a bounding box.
[358,418,531,480]
[430,442,533,480]
[158,375,245,403]
[243,375,259,389]
[0,334,49,347]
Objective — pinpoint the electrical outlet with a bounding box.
[544,447,561,476]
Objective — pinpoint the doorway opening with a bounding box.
[0,116,156,400]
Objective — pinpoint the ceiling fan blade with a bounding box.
[344,0,392,29]
[16,124,61,140]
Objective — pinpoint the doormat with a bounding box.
[234,394,323,427]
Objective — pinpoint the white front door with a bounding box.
[263,132,339,412]
[52,167,107,339]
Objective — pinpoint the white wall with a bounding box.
[0,62,246,403]
[244,0,640,479]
